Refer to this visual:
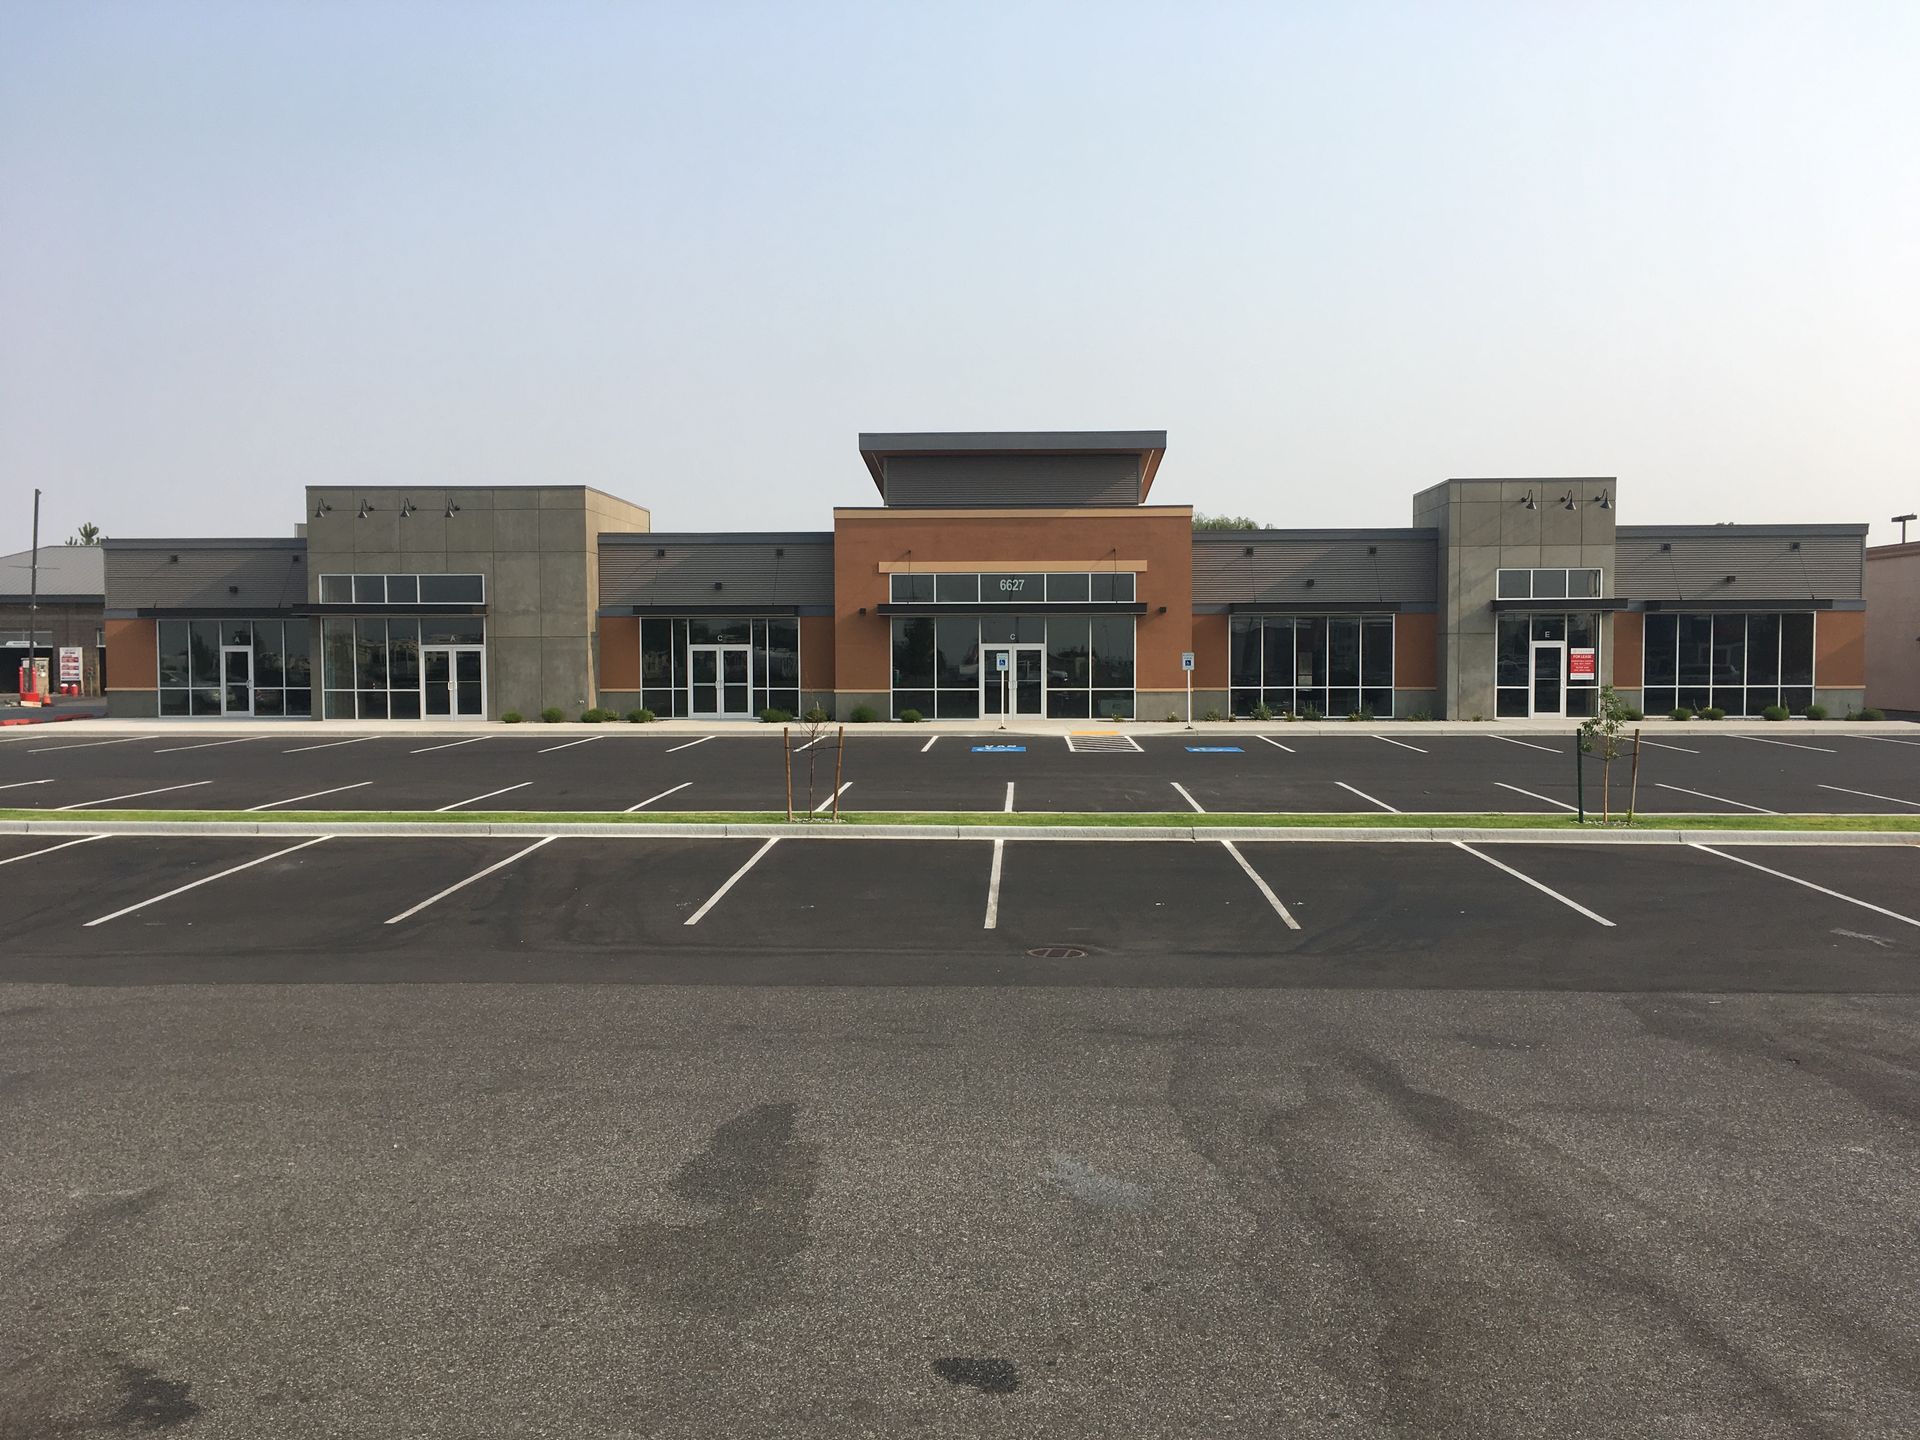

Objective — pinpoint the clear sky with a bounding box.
[3,1,1915,546]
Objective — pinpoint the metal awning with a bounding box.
[876,603,1148,617]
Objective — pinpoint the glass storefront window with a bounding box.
[1640,611,1819,716]
[1227,615,1395,717]
[156,619,313,717]
[889,615,1135,720]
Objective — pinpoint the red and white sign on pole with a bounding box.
[1569,647,1597,680]
[58,647,83,686]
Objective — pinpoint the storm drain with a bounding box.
[1066,731,1142,754]
[1027,946,1088,960]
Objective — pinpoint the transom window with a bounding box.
[887,571,1135,604]
[318,573,485,604]
[1496,568,1602,600]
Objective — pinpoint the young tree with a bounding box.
[1577,684,1633,823]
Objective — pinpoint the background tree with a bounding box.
[63,522,102,546]
[1192,513,1270,531]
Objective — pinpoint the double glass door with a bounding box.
[1530,641,1566,717]
[689,645,751,717]
[423,645,485,718]
[220,646,252,716]
[982,644,1045,717]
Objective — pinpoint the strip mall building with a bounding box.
[102,431,1869,723]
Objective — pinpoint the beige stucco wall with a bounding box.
[1866,542,1920,714]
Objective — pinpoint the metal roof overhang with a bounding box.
[598,604,803,617]
[1489,598,1636,612]
[877,602,1148,617]
[1227,601,1415,614]
[1635,598,1836,611]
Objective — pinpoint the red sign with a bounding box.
[1569,647,1597,679]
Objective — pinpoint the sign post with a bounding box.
[1181,652,1195,730]
[996,651,1010,732]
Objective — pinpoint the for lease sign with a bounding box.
[1569,647,1597,679]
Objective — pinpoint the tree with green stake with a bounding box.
[1577,684,1635,824]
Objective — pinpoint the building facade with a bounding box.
[100,431,1870,721]
[1866,541,1920,718]
[0,546,106,695]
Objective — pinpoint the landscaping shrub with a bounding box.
[501,711,523,724]
[1761,704,1789,721]
[539,707,564,723]
[1699,706,1726,721]
[1852,707,1886,722]
[1298,704,1323,722]
[759,707,792,724]
[849,704,877,723]
[803,705,829,723]
[626,708,655,723]
[1201,708,1224,722]
[898,708,924,723]
[1249,702,1274,722]
[1620,706,1642,721]
[1347,706,1374,722]
[579,708,612,723]
[1802,703,1827,720]
[1668,707,1693,721]
[1164,712,1180,723]
[1404,709,1433,722]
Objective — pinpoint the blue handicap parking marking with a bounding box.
[1186,746,1244,753]
[972,744,1027,752]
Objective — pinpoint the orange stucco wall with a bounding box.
[799,615,835,691]
[1190,612,1229,689]
[1393,613,1437,689]
[1611,612,1642,689]
[1816,610,1866,687]
[597,616,639,691]
[104,618,156,690]
[830,507,1194,694]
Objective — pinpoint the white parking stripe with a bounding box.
[1692,845,1920,928]
[1636,738,1700,754]
[411,736,489,754]
[0,835,105,867]
[792,734,828,752]
[436,782,532,813]
[1003,781,1015,814]
[285,735,382,753]
[1370,734,1427,753]
[1258,735,1295,753]
[1171,781,1205,814]
[921,735,938,753]
[1494,782,1576,812]
[1817,783,1920,810]
[1655,782,1775,814]
[85,837,333,927]
[1220,840,1301,929]
[537,736,602,754]
[0,779,56,794]
[1335,780,1397,813]
[1728,734,1835,754]
[385,837,555,925]
[813,782,851,814]
[1850,734,1920,747]
[684,837,778,926]
[667,736,714,753]
[28,734,160,753]
[245,781,374,812]
[153,736,265,754]
[1452,841,1615,927]
[983,838,1004,930]
[57,781,212,811]
[1490,734,1559,754]
[625,781,692,812]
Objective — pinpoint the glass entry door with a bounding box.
[982,644,1045,717]
[689,644,752,718]
[1530,641,1566,717]
[423,645,486,718]
[220,646,252,716]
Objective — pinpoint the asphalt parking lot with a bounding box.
[2,725,1917,814]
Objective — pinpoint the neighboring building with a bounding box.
[0,545,106,694]
[101,432,1871,721]
[1866,541,1920,718]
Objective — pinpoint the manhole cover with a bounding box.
[1027,946,1087,959]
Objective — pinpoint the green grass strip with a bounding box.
[1,807,1915,833]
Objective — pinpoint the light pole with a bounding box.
[1896,513,1917,544]
[25,489,40,701]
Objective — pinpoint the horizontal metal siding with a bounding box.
[598,540,834,609]
[104,545,308,611]
[882,454,1139,507]
[1616,533,1863,602]
[1193,536,1438,606]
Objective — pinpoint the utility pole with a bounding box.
[26,488,40,701]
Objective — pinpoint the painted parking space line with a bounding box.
[792,733,833,753]
[1655,782,1775,814]
[626,781,693,812]
[812,782,851,814]
[56,781,212,811]
[1171,781,1205,814]
[0,834,105,867]
[245,781,374,812]
[983,837,1004,929]
[1452,841,1615,927]
[436,782,533,813]
[667,736,714,753]
[385,837,556,925]
[1489,735,1559,754]
[1728,734,1836,754]
[27,734,161,753]
[684,837,778,926]
[1850,734,1920,747]
[921,735,938,753]
[285,735,382,753]
[1220,840,1300,929]
[1003,781,1015,814]
[1692,845,1920,928]
[0,779,56,794]
[1636,738,1700,754]
[1335,780,1397,813]
[1370,734,1427,753]
[1818,783,1920,810]
[1494,781,1576,813]
[1257,735,1295,753]
[411,736,490,754]
[85,837,333,927]
[537,736,603,754]
[153,736,266,754]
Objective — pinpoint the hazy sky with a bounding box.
[3,1,1916,547]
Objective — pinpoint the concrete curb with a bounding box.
[2,818,1913,846]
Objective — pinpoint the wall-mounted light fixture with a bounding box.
[1561,489,1579,511]
[712,581,723,591]
[356,501,374,519]
[1593,490,1613,510]
[858,606,867,616]
[1723,574,1737,584]
[1367,545,1378,556]
[1243,545,1254,556]
[444,502,460,519]
[168,554,179,564]
[1521,490,1538,510]
[775,547,784,558]
[655,547,666,558]
[399,499,416,519]
[1789,541,1801,551]
[1659,542,1672,552]
[227,585,238,595]
[1157,605,1167,614]
[314,500,332,519]
[1304,578,1317,588]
